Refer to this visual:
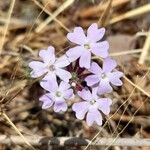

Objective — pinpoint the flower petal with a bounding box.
[64,89,74,99]
[29,61,47,78]
[87,23,105,42]
[66,46,84,62]
[59,81,71,91]
[97,98,112,115]
[98,79,113,94]
[78,89,92,101]
[39,46,55,64]
[55,68,72,82]
[86,109,102,126]
[108,71,123,86]
[103,57,117,73]
[91,41,109,58]
[39,93,53,109]
[40,79,58,92]
[29,61,44,69]
[67,27,87,45]
[30,70,46,78]
[72,101,89,120]
[55,55,70,68]
[85,75,100,86]
[92,87,99,99]
[88,62,102,75]
[79,51,91,69]
[42,72,57,82]
[54,100,67,112]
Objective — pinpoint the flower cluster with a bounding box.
[29,23,123,126]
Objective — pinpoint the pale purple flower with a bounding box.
[72,88,112,126]
[29,46,71,82]
[66,23,109,69]
[40,80,74,112]
[85,58,124,94]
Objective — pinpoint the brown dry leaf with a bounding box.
[107,34,136,63]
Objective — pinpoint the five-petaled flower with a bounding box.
[29,46,72,82]
[66,23,109,69]
[40,80,74,112]
[72,88,112,126]
[85,58,124,94]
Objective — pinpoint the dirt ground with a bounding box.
[0,0,150,150]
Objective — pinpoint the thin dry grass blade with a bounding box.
[0,0,16,55]
[138,29,150,64]
[35,0,74,33]
[2,113,35,150]
[109,3,150,24]
[98,0,113,26]
[110,49,142,56]
[92,49,142,58]
[32,0,70,32]
[123,75,150,97]
[80,0,131,18]
[136,31,149,37]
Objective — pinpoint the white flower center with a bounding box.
[48,65,55,71]
[101,73,107,79]
[90,99,96,105]
[55,91,62,97]
[84,43,91,49]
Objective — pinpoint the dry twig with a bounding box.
[0,135,150,147]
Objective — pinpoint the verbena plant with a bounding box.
[29,23,123,126]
